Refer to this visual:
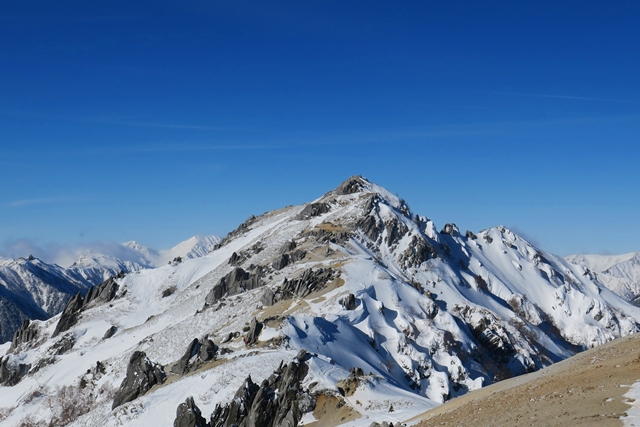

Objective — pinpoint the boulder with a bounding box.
[246,318,263,345]
[198,338,218,362]
[340,293,357,310]
[171,339,202,375]
[102,325,118,340]
[174,397,208,427]
[112,351,166,409]
[0,355,30,386]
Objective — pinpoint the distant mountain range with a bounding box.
[0,235,220,343]
[565,252,640,305]
[1,176,638,427]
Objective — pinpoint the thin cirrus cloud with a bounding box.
[6,197,75,208]
[489,91,637,104]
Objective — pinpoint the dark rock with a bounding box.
[174,396,208,427]
[245,318,263,345]
[162,286,177,298]
[340,293,357,310]
[103,326,118,340]
[399,236,436,268]
[52,292,84,337]
[209,356,311,427]
[0,355,30,386]
[10,319,38,352]
[260,288,277,306]
[465,230,478,239]
[112,351,166,409]
[483,234,493,244]
[172,339,202,375]
[205,267,263,305]
[279,240,297,253]
[440,223,458,236]
[272,254,291,270]
[282,268,336,299]
[51,333,76,355]
[228,252,243,266]
[198,338,218,362]
[335,176,367,195]
[53,276,120,337]
[295,203,331,220]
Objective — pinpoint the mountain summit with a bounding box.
[1,176,638,426]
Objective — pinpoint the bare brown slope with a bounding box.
[408,333,640,427]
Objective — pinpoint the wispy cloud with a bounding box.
[489,91,637,104]
[6,197,74,208]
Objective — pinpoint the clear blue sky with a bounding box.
[1,1,638,260]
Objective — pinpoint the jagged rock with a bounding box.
[10,319,38,352]
[174,396,208,427]
[209,355,311,427]
[103,325,118,339]
[335,175,366,195]
[0,355,30,386]
[466,230,477,239]
[279,240,297,253]
[53,276,120,337]
[440,223,458,236]
[112,351,166,409]
[172,338,202,375]
[52,292,84,337]
[483,234,493,243]
[205,267,263,305]
[260,288,277,306]
[51,333,76,355]
[336,367,364,396]
[228,252,244,266]
[282,268,336,299]
[198,338,218,362]
[246,318,263,345]
[272,254,291,270]
[399,236,437,268]
[340,293,357,310]
[295,202,331,220]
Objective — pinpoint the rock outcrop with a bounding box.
[295,202,331,220]
[209,351,312,427]
[205,267,263,305]
[0,355,30,386]
[174,397,208,427]
[112,351,166,409]
[261,268,337,306]
[10,319,39,352]
[53,276,120,337]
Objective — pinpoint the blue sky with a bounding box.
[1,1,639,261]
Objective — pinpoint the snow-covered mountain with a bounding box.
[123,235,221,267]
[1,176,638,427]
[0,236,220,345]
[565,252,640,305]
[0,256,89,344]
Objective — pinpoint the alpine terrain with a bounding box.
[0,176,638,427]
[0,236,220,344]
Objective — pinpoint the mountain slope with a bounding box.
[566,252,640,305]
[0,176,638,427]
[0,236,220,345]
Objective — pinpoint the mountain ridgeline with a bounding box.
[0,176,639,427]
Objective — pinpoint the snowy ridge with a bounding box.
[1,176,639,427]
[565,252,640,304]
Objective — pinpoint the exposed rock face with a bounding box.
[172,338,203,375]
[295,203,331,220]
[245,318,263,345]
[335,175,366,195]
[10,319,39,352]
[440,223,458,236]
[205,267,263,305]
[198,338,218,362]
[209,352,311,427]
[262,269,337,307]
[272,250,306,271]
[112,351,166,409]
[53,276,120,337]
[466,230,478,239]
[174,397,208,427]
[340,293,357,310]
[0,355,30,386]
[103,325,118,340]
